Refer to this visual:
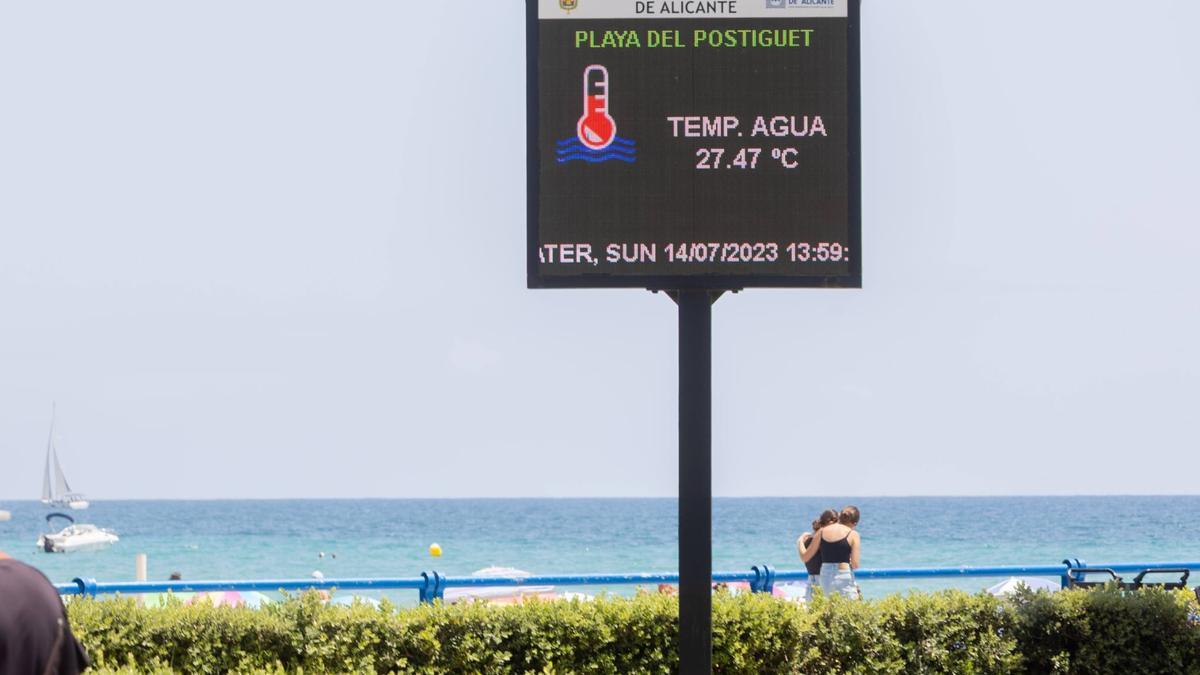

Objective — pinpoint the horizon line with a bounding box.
[4,493,1199,503]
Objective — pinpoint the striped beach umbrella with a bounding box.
[185,590,271,608]
[139,590,196,608]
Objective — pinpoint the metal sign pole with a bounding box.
[674,289,719,674]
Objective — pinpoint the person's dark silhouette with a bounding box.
[0,552,90,675]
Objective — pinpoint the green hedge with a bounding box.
[69,587,1200,674]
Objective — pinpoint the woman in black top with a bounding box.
[800,506,862,599]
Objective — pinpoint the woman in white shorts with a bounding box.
[800,505,862,599]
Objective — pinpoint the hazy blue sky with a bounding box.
[1,1,1198,500]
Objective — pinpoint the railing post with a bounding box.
[419,572,432,604]
[749,565,776,594]
[1061,558,1087,589]
[72,577,98,598]
[419,571,444,604]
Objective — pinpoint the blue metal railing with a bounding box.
[53,559,1200,603]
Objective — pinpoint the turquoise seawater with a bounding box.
[1,497,1197,602]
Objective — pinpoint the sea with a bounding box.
[2,497,1197,603]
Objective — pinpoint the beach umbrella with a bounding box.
[329,595,382,608]
[986,577,1059,597]
[772,582,809,603]
[475,590,560,606]
[139,591,196,608]
[444,567,556,603]
[185,590,271,608]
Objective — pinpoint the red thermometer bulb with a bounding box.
[576,65,616,150]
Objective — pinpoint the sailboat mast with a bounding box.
[42,405,55,502]
[42,444,52,502]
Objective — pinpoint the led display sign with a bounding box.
[528,0,860,288]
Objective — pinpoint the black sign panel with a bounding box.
[527,0,860,289]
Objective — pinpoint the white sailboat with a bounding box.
[40,405,90,510]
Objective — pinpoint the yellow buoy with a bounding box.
[429,543,442,557]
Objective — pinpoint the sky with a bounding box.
[1,1,1198,500]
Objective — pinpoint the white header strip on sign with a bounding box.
[539,0,847,20]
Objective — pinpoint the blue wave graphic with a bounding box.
[556,153,638,164]
[554,136,637,164]
[556,135,636,149]
[554,147,638,158]
[555,144,636,155]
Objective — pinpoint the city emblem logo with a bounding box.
[559,0,578,11]
[555,65,637,164]
[766,0,786,7]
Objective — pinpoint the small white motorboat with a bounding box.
[37,512,118,553]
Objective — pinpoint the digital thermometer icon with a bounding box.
[576,65,617,151]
